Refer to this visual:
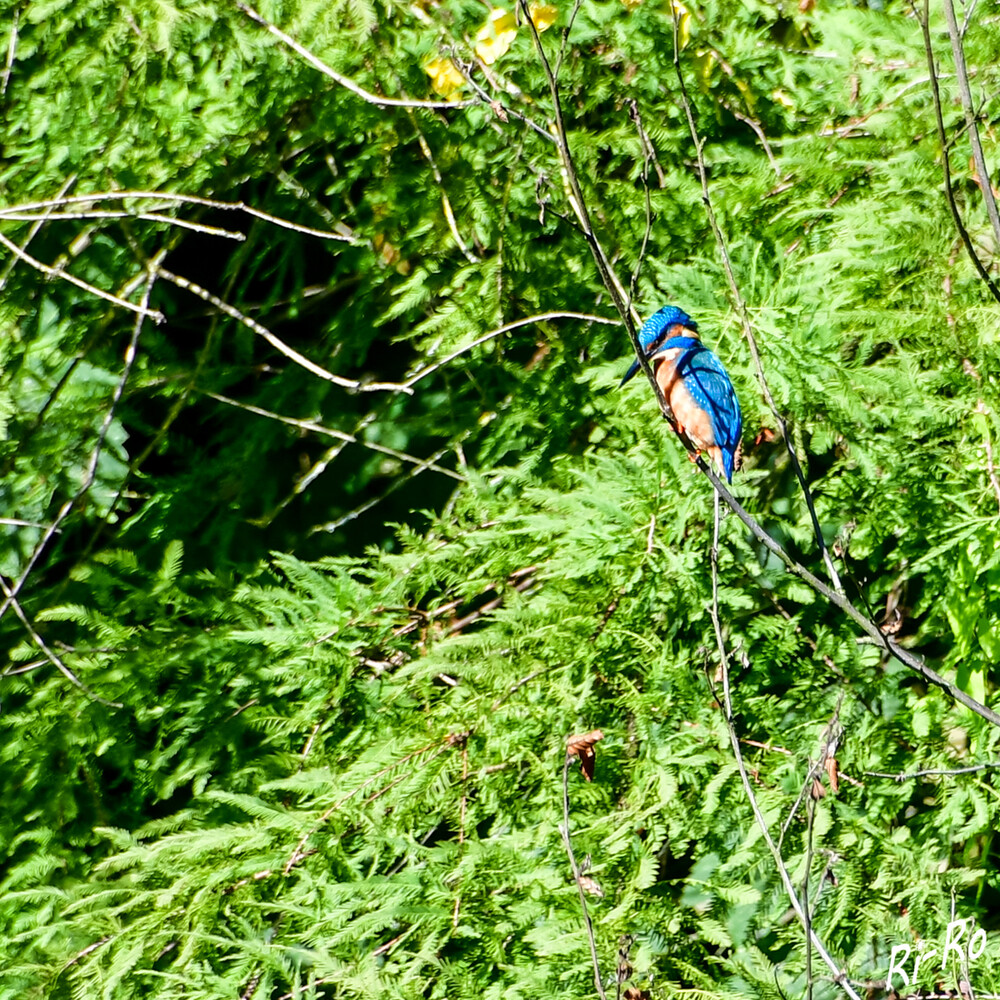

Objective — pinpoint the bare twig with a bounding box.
[626,100,655,318]
[942,0,1000,248]
[0,230,164,322]
[311,434,469,534]
[0,577,122,707]
[0,269,155,629]
[154,265,410,393]
[0,210,248,240]
[202,390,465,481]
[669,6,843,596]
[409,112,480,263]
[708,490,862,1000]
[404,311,617,388]
[864,762,1000,781]
[0,190,354,242]
[237,1,469,110]
[560,752,609,1000]
[914,0,1000,304]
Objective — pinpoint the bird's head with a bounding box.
[621,305,699,386]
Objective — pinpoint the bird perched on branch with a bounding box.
[620,305,742,483]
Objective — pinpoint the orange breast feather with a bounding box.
[655,353,718,453]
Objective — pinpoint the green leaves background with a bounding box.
[2,0,1000,996]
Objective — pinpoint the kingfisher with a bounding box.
[620,305,742,483]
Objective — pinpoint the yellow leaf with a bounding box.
[772,88,795,109]
[475,8,518,65]
[529,3,558,31]
[424,56,465,100]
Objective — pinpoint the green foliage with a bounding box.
[3,0,1000,997]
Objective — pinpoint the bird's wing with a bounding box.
[676,347,742,450]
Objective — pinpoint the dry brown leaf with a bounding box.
[567,729,604,781]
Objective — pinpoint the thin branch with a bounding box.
[696,455,1000,728]
[626,100,655,317]
[450,51,557,145]
[237,1,470,110]
[554,0,585,81]
[202,390,465,481]
[0,578,122,707]
[0,230,165,323]
[942,0,1000,248]
[0,190,355,242]
[560,753,609,1000]
[914,0,1000,304]
[311,434,469,534]
[0,210,248,240]
[154,265,411,394]
[864,762,1000,781]
[409,112,480,263]
[403,310,617,388]
[669,7,843,595]
[0,269,155,629]
[708,490,862,1000]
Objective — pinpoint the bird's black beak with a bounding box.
[619,358,642,388]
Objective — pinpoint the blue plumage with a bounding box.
[620,305,742,482]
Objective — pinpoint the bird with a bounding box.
[620,305,742,483]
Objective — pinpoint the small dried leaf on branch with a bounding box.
[825,755,840,794]
[566,729,604,781]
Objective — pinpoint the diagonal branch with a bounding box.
[697,455,1000,728]
[914,0,1000,304]
[942,0,1000,249]
[155,265,411,394]
[709,491,862,1000]
[0,230,165,322]
[237,1,470,110]
[0,269,155,641]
